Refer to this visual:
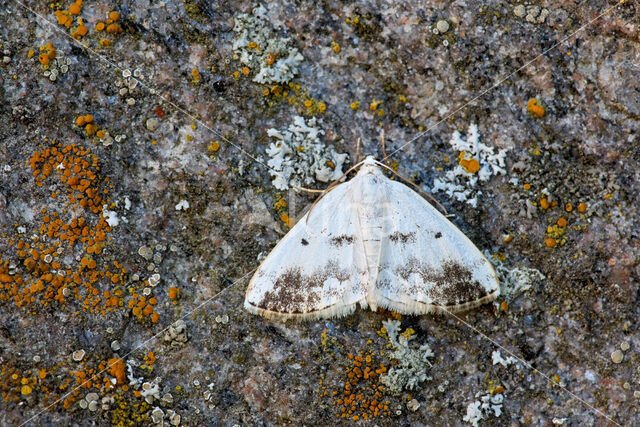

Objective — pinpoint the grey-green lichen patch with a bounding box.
[487,253,545,298]
[232,5,303,85]
[266,116,349,190]
[380,320,434,393]
[432,124,509,207]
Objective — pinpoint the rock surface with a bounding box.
[0,1,638,425]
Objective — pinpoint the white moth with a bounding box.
[245,156,499,320]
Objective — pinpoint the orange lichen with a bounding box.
[109,11,120,21]
[68,0,82,15]
[565,203,573,212]
[241,66,250,76]
[280,213,293,228]
[500,301,508,311]
[577,202,587,212]
[556,218,567,227]
[168,287,179,300]
[330,350,391,420]
[459,154,480,174]
[526,98,546,118]
[539,197,550,209]
[55,11,73,28]
[523,183,531,190]
[266,52,276,65]
[191,68,200,84]
[545,238,556,248]
[106,23,122,34]
[107,358,126,385]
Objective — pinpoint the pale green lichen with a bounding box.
[266,116,348,190]
[486,254,545,298]
[380,320,434,393]
[232,5,303,84]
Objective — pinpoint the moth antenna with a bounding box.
[291,185,325,194]
[374,160,449,216]
[304,158,368,224]
[380,129,389,167]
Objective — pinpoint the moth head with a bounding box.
[357,156,383,175]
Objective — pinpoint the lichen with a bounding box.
[266,116,348,190]
[432,124,509,207]
[379,320,434,393]
[232,5,303,85]
[463,392,504,426]
[487,254,545,298]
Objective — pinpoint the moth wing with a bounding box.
[245,182,368,320]
[374,179,499,314]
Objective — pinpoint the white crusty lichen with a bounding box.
[266,116,349,190]
[486,253,545,298]
[432,123,509,207]
[492,350,518,368]
[380,320,434,393]
[463,391,504,426]
[233,5,303,84]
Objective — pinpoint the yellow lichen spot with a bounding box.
[99,38,111,47]
[38,369,47,379]
[523,183,531,190]
[331,41,341,53]
[369,100,382,111]
[296,146,304,152]
[350,101,360,110]
[21,385,32,395]
[247,42,258,49]
[527,98,546,118]
[318,102,326,113]
[28,49,35,58]
[208,141,220,152]
[96,130,106,139]
[274,198,287,209]
[233,70,240,79]
[565,203,573,212]
[191,68,200,84]
[241,67,250,76]
[304,99,313,108]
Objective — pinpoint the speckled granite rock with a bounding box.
[0,0,638,425]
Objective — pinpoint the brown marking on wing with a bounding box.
[389,231,416,244]
[395,258,490,306]
[256,260,354,313]
[330,234,354,246]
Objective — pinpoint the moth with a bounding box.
[245,156,499,319]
